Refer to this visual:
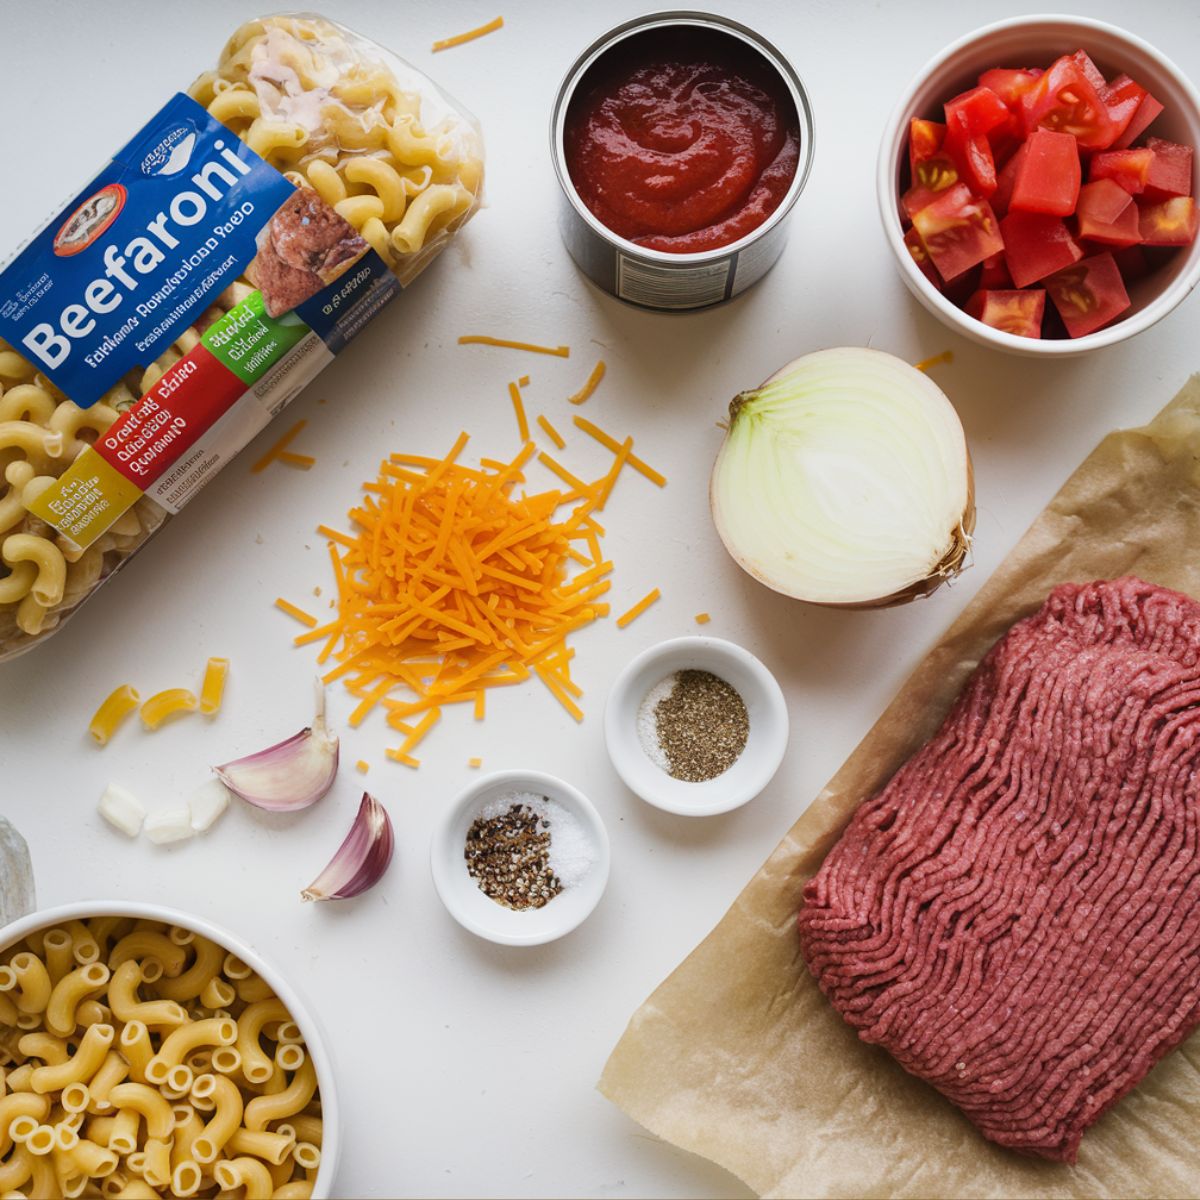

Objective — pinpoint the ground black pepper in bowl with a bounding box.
[637,669,750,782]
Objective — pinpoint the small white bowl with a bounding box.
[0,901,340,1196]
[878,15,1200,357]
[604,637,789,816]
[431,769,610,946]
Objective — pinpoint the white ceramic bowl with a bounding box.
[878,15,1200,357]
[431,770,610,946]
[0,901,340,1197]
[604,636,789,816]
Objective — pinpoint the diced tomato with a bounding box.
[1143,138,1194,201]
[1001,210,1084,287]
[1011,129,1080,215]
[978,68,1042,116]
[991,143,1026,219]
[1138,196,1198,246]
[945,113,997,196]
[1113,244,1150,280]
[1089,147,1153,195]
[909,119,945,180]
[1070,50,1108,93]
[901,151,961,219]
[1045,252,1131,336]
[989,129,1023,170]
[1100,75,1147,144]
[1023,55,1118,149]
[979,251,1013,288]
[1075,179,1140,246]
[945,86,1012,136]
[904,225,942,287]
[912,183,1004,280]
[966,288,1046,338]
[1112,92,1164,150]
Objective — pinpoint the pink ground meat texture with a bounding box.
[797,577,1200,1162]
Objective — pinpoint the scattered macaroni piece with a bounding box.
[189,778,232,832]
[299,430,641,759]
[457,335,569,357]
[617,588,662,629]
[356,759,370,774]
[140,688,199,730]
[88,684,141,746]
[97,782,146,838]
[572,416,667,486]
[0,916,324,1195]
[199,656,230,715]
[251,419,308,473]
[568,359,607,405]
[276,450,316,469]
[469,757,483,768]
[694,612,712,625]
[144,805,194,845]
[518,374,530,387]
[432,14,504,52]
[537,414,566,450]
[276,597,319,627]
[508,381,530,442]
[914,350,954,372]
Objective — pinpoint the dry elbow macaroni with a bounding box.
[189,15,483,284]
[0,917,322,1199]
[0,284,250,655]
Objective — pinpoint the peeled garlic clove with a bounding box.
[98,783,146,838]
[144,806,195,846]
[301,793,394,902]
[214,683,338,812]
[189,779,232,833]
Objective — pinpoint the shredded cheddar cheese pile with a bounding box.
[295,430,658,764]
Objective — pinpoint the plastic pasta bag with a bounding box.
[0,12,484,661]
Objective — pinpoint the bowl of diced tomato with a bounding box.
[879,15,1200,355]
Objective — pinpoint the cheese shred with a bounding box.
[301,429,641,764]
[568,360,606,405]
[432,15,503,52]
[508,381,530,442]
[572,416,666,486]
[458,335,569,357]
[616,588,661,629]
[251,420,308,473]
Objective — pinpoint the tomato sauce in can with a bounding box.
[551,13,814,311]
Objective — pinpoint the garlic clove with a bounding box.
[189,779,232,832]
[98,783,146,839]
[301,793,394,902]
[214,682,338,812]
[144,806,195,846]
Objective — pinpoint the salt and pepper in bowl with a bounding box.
[605,637,789,816]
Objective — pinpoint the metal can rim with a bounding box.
[549,9,816,265]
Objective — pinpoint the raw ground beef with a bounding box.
[797,577,1200,1162]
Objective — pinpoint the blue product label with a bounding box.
[0,93,294,408]
[296,250,401,353]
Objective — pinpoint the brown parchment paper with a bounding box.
[600,376,1200,1200]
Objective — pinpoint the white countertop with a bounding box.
[2,2,1197,1196]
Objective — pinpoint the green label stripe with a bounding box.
[201,291,310,386]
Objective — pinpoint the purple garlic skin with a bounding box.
[302,793,394,902]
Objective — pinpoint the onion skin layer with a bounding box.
[710,349,976,609]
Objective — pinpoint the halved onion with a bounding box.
[710,347,974,607]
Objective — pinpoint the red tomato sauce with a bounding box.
[564,29,800,254]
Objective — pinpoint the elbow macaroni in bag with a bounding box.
[0,14,483,661]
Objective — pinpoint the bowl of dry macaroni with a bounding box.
[0,902,338,1198]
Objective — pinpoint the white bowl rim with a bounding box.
[877,12,1200,356]
[0,899,340,1199]
[603,635,789,816]
[430,768,612,946]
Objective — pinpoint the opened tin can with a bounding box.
[551,11,814,312]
